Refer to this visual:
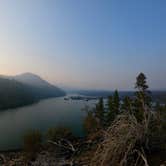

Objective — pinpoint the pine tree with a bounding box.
[135,73,151,107]
[107,96,116,125]
[106,91,120,126]
[134,73,151,122]
[113,90,120,114]
[122,96,132,114]
[95,97,105,128]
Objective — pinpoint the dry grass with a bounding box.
[90,114,149,166]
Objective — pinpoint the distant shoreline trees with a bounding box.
[83,73,165,137]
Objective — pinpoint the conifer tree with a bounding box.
[107,96,116,125]
[113,90,120,114]
[134,73,151,122]
[106,90,120,126]
[95,97,105,128]
[135,73,151,107]
[122,96,132,114]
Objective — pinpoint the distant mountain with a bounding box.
[0,73,66,110]
[13,73,53,87]
[12,73,66,98]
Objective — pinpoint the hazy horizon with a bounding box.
[0,72,165,92]
[0,0,166,90]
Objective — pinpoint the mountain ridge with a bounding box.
[0,73,66,110]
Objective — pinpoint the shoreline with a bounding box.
[0,94,66,112]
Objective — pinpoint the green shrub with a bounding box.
[46,127,73,142]
[83,111,99,135]
[23,130,42,154]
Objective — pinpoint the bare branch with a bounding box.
[47,139,76,152]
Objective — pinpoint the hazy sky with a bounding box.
[0,0,166,90]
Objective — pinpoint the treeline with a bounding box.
[84,73,165,131]
[77,89,166,103]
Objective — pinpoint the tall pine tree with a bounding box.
[134,73,151,122]
[107,96,116,125]
[113,90,120,114]
[135,73,151,107]
[95,97,105,128]
[122,96,132,114]
[106,90,120,126]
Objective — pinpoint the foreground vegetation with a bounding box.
[1,73,166,165]
[82,73,166,166]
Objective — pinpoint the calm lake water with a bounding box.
[0,94,97,151]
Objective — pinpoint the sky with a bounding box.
[0,0,166,90]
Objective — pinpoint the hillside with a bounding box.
[13,73,66,99]
[0,73,66,110]
[13,73,55,87]
[0,78,36,110]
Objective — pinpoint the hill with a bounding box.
[12,73,66,99]
[13,73,55,87]
[0,73,66,110]
[0,78,36,110]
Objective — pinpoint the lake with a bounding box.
[0,94,97,151]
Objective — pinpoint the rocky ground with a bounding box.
[0,136,165,166]
[0,151,72,166]
[0,138,97,166]
[1,150,166,166]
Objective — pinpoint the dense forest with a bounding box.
[0,77,65,110]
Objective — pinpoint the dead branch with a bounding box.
[133,149,149,166]
[47,139,76,152]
